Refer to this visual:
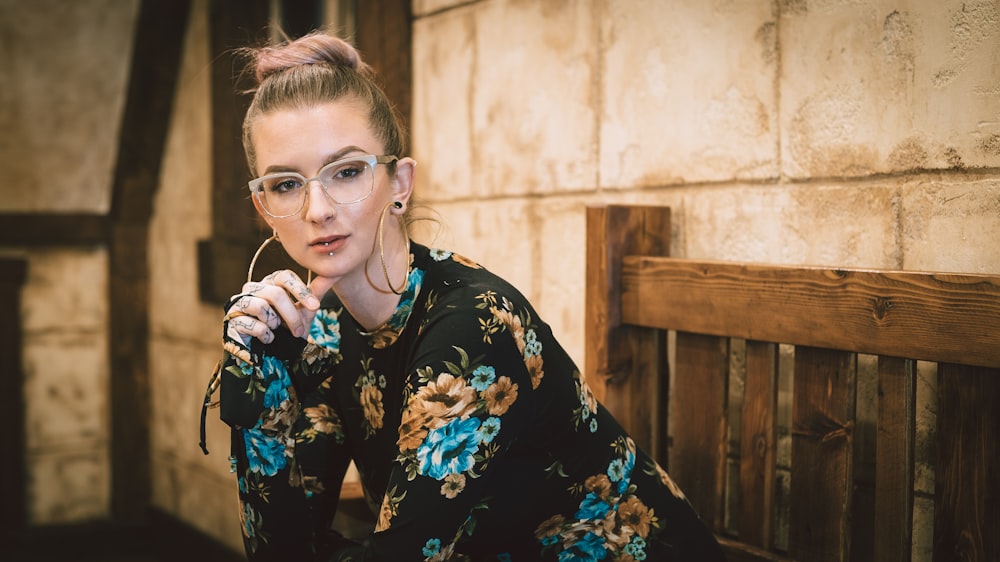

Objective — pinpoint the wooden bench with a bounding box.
[585,205,999,562]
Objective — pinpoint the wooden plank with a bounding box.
[738,341,778,550]
[934,364,1000,562]
[620,257,1000,368]
[602,327,665,457]
[107,0,191,521]
[584,205,670,403]
[0,213,109,246]
[788,347,856,562]
[670,332,728,531]
[0,259,28,543]
[873,356,915,562]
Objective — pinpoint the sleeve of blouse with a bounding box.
[220,310,356,561]
[326,289,544,560]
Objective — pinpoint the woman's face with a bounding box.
[249,99,412,291]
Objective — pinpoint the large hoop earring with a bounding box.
[372,201,410,295]
[247,232,313,285]
[247,232,277,283]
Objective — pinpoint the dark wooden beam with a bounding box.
[355,0,412,150]
[198,0,272,304]
[0,213,109,246]
[0,258,28,547]
[107,0,191,522]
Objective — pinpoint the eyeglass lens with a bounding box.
[257,158,374,216]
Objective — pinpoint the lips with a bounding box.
[310,234,347,253]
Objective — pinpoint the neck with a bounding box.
[334,236,410,331]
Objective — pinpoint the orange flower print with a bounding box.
[360,384,384,432]
[397,402,432,450]
[490,306,526,355]
[617,496,654,537]
[525,353,545,389]
[303,403,342,435]
[440,473,466,499]
[534,514,567,541]
[413,373,478,425]
[482,376,518,416]
[584,474,613,499]
[450,252,481,269]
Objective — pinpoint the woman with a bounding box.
[208,31,726,561]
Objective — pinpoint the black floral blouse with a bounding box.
[212,243,725,561]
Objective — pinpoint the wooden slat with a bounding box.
[584,205,670,403]
[788,347,856,562]
[620,257,1000,368]
[670,332,728,531]
[602,327,665,457]
[738,341,778,549]
[874,356,915,562]
[934,364,1000,562]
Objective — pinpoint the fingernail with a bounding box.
[307,296,320,309]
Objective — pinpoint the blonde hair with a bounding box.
[239,32,405,173]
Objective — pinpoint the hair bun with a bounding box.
[251,32,369,84]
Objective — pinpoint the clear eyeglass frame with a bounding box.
[248,154,398,218]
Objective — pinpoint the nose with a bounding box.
[301,180,337,221]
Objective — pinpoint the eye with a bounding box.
[328,161,367,182]
[263,176,304,194]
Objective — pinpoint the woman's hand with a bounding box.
[224,270,336,345]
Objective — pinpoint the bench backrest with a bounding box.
[585,205,999,562]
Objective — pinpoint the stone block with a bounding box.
[26,447,110,524]
[600,0,778,187]
[900,177,1000,273]
[780,0,1000,178]
[471,0,598,195]
[412,7,475,201]
[684,183,899,267]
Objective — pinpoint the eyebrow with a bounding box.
[260,145,369,175]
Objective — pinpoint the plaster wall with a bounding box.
[0,0,139,525]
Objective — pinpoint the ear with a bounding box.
[250,191,277,230]
[389,157,416,211]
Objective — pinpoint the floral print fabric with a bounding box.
[218,243,725,561]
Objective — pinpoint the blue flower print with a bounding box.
[417,417,483,480]
[558,531,608,562]
[496,553,512,562]
[243,428,287,476]
[309,309,341,351]
[471,365,497,391]
[524,329,542,356]
[607,458,626,483]
[625,535,648,559]
[589,418,599,433]
[261,356,292,409]
[422,537,441,557]
[476,416,501,444]
[575,491,612,521]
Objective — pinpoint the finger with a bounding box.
[269,269,322,310]
[309,274,337,302]
[227,294,281,331]
[228,313,274,345]
[254,271,313,338]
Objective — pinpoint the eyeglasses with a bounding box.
[248,154,398,218]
